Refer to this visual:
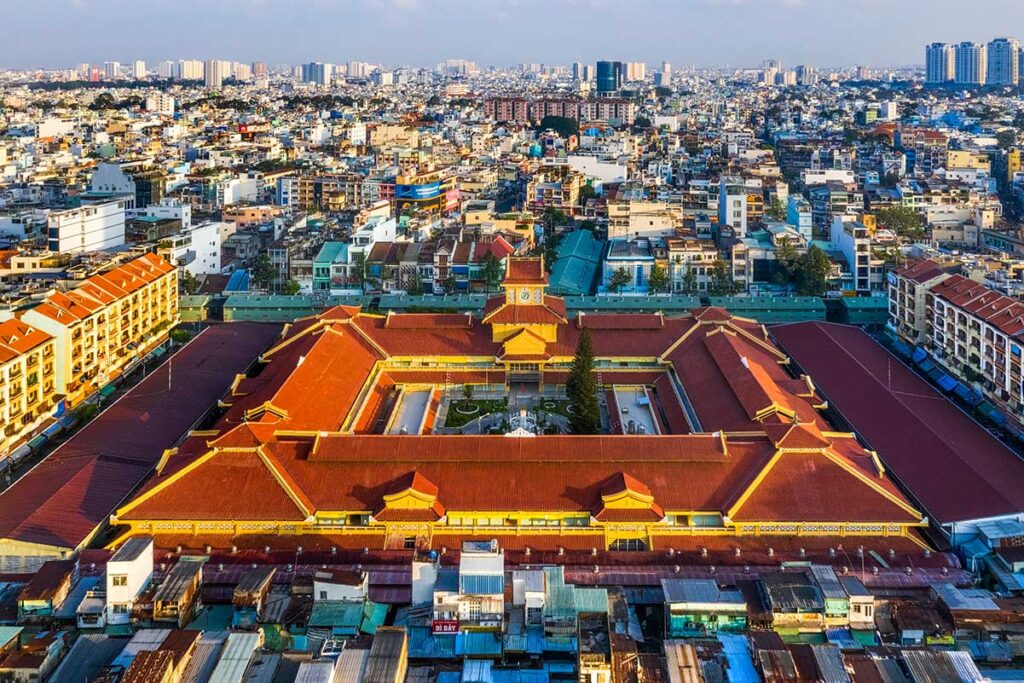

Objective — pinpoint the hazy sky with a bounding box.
[5,0,1024,70]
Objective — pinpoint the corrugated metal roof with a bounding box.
[459,573,504,596]
[574,587,609,614]
[208,632,261,683]
[811,645,851,683]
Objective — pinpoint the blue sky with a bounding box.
[5,0,1024,69]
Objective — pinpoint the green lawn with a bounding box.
[444,398,508,428]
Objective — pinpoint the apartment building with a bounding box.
[46,199,127,254]
[888,260,958,345]
[928,275,1024,413]
[607,200,682,240]
[666,237,721,294]
[0,320,57,456]
[21,253,178,406]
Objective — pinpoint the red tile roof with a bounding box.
[502,257,547,284]
[0,323,280,550]
[772,321,1024,524]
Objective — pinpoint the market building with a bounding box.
[109,258,927,554]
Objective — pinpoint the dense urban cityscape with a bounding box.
[4,6,1024,681]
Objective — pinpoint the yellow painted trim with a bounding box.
[254,446,313,518]
[726,447,787,519]
[819,448,922,519]
[115,447,224,517]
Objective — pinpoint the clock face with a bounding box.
[519,288,532,302]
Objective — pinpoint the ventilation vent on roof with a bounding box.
[297,355,306,367]
[740,356,749,369]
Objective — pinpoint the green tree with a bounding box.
[681,265,698,295]
[169,328,192,345]
[251,254,276,290]
[404,272,424,295]
[773,238,799,285]
[876,205,924,240]
[608,267,632,293]
[282,280,301,295]
[996,130,1017,150]
[708,260,741,296]
[462,383,474,401]
[793,245,832,297]
[566,328,601,434]
[481,253,504,292]
[442,273,458,294]
[536,115,579,139]
[648,263,669,293]
[766,198,786,221]
[180,271,201,295]
[579,184,597,204]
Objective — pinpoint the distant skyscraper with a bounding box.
[204,59,229,88]
[582,64,595,81]
[954,42,987,85]
[595,61,622,93]
[571,62,584,80]
[795,65,818,86]
[233,62,252,81]
[301,62,333,86]
[252,62,268,79]
[103,61,121,79]
[987,37,1020,85]
[75,63,90,79]
[178,59,204,80]
[925,43,955,84]
[132,60,146,79]
[624,62,646,81]
[157,60,175,79]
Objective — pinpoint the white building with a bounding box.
[204,59,229,89]
[132,60,147,79]
[925,43,955,84]
[830,215,874,293]
[177,60,204,80]
[955,42,987,86]
[46,200,126,254]
[718,177,748,238]
[144,94,175,116]
[140,198,191,229]
[313,570,367,602]
[166,221,224,276]
[105,537,154,625]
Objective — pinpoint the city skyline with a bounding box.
[6,0,1024,70]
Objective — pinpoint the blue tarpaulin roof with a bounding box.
[954,383,984,406]
[912,347,928,363]
[936,373,958,392]
[977,402,1008,427]
[891,340,913,358]
[918,358,936,372]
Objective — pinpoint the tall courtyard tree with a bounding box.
[567,328,601,434]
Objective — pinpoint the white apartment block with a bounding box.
[928,274,1024,412]
[165,221,224,277]
[888,259,956,345]
[46,200,126,254]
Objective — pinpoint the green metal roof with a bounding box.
[564,295,701,312]
[838,296,888,310]
[574,588,609,614]
[706,296,826,311]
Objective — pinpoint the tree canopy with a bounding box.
[566,328,601,434]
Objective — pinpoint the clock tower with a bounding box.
[482,256,567,348]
